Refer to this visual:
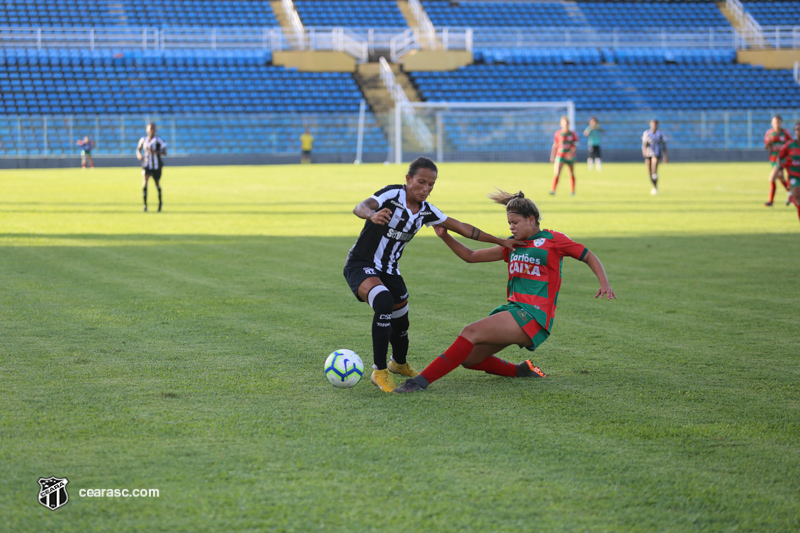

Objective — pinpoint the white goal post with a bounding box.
[393,100,575,164]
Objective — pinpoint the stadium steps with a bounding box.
[397,0,419,32]
[270,0,299,39]
[716,0,767,48]
[561,0,590,27]
[106,1,128,25]
[396,0,442,49]
[354,62,422,140]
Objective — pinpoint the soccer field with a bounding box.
[2,162,799,532]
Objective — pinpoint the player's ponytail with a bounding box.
[488,189,541,224]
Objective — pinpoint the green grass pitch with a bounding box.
[1,161,799,532]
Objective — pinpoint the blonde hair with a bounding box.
[488,189,541,224]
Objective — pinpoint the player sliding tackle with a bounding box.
[343,158,526,393]
[394,189,616,394]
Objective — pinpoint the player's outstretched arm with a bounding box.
[433,226,504,263]
[582,251,617,300]
[437,216,524,249]
[353,197,392,225]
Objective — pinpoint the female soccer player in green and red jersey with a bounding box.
[764,115,792,207]
[550,116,579,195]
[778,122,800,224]
[394,189,616,394]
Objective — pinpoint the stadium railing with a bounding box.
[378,56,434,152]
[282,0,305,41]
[9,25,796,56]
[726,0,765,46]
[468,27,740,49]
[3,109,798,160]
[388,28,472,61]
[408,0,437,49]
[0,25,371,59]
[0,113,388,159]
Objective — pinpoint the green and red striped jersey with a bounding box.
[779,140,800,177]
[554,130,578,159]
[502,230,588,332]
[764,128,793,162]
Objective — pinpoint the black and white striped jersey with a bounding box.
[347,184,447,275]
[136,136,167,170]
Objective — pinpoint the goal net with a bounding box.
[391,101,575,164]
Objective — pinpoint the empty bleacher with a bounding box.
[0,0,281,27]
[293,0,407,28]
[410,63,800,112]
[0,47,386,157]
[422,1,731,28]
[742,1,800,26]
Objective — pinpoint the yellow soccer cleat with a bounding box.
[370,368,396,392]
[388,360,420,378]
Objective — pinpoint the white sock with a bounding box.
[587,158,593,170]
[596,159,602,171]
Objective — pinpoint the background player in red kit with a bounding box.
[764,115,792,207]
[778,121,800,224]
[394,189,616,394]
[549,116,579,195]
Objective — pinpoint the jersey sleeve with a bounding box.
[785,129,794,142]
[503,246,511,263]
[765,129,772,147]
[552,231,588,261]
[423,203,447,226]
[369,185,399,205]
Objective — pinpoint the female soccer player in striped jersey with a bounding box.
[343,157,523,393]
[764,115,793,207]
[550,115,579,195]
[642,119,667,195]
[778,121,800,224]
[394,189,616,394]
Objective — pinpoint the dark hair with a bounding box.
[488,189,541,224]
[774,115,783,121]
[147,122,157,129]
[407,156,437,177]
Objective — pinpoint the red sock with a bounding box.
[769,182,777,203]
[796,204,800,223]
[420,336,474,384]
[465,356,517,377]
[570,175,575,194]
[551,175,559,192]
[782,179,791,191]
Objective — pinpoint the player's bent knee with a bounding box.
[367,285,393,315]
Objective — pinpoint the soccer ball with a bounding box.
[324,349,364,388]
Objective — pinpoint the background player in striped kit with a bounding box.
[549,115,579,195]
[778,121,800,224]
[343,157,524,392]
[136,122,167,212]
[642,119,667,195]
[394,189,616,394]
[763,115,792,207]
